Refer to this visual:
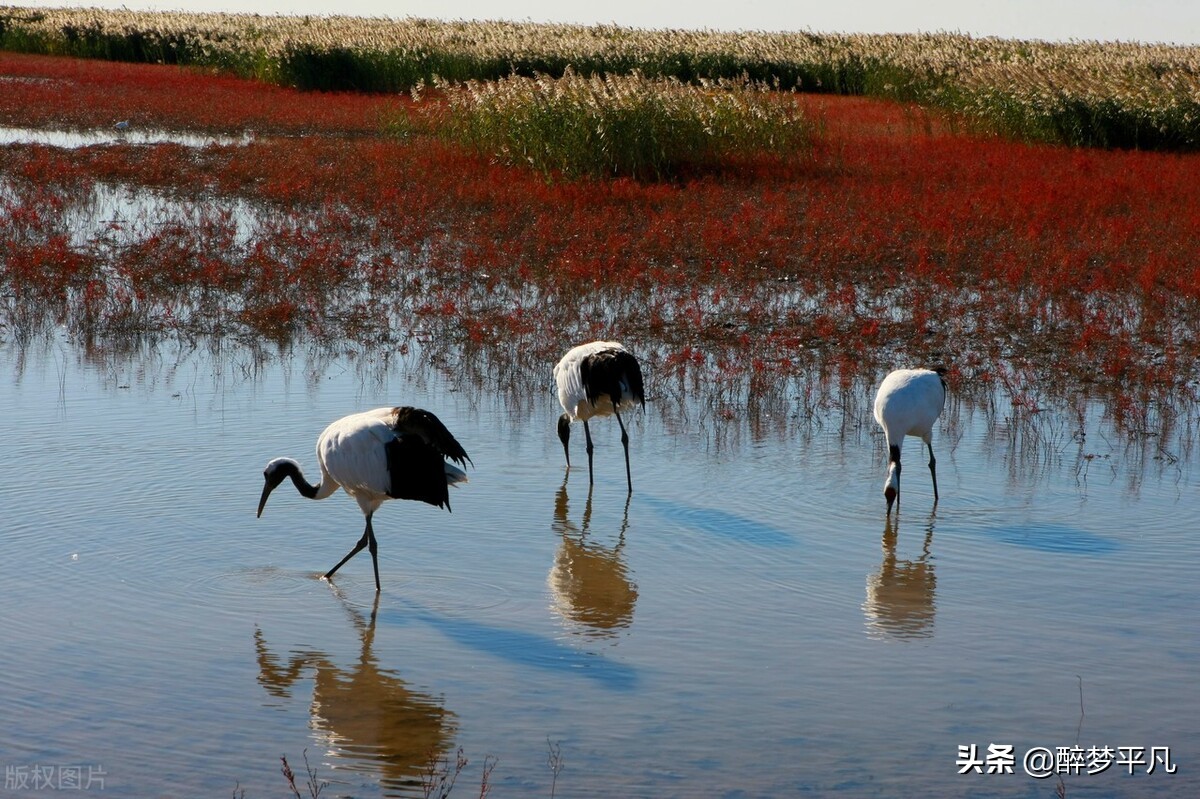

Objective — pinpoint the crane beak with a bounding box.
[255,475,272,513]
[257,469,287,518]
[884,484,897,515]
[256,482,271,520]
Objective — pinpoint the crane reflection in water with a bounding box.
[863,514,937,639]
[254,594,456,795]
[548,482,638,638]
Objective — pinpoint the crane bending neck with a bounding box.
[276,458,337,500]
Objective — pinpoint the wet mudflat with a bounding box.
[1,336,1196,798]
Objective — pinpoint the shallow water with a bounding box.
[1,336,1197,798]
[0,124,254,149]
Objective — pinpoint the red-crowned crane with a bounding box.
[872,368,947,515]
[554,341,645,493]
[257,406,471,592]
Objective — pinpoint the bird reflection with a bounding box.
[548,481,638,637]
[863,514,937,639]
[254,594,456,795]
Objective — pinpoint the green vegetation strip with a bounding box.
[2,6,1199,150]
[424,71,810,179]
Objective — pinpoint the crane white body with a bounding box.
[312,408,468,516]
[555,341,642,421]
[554,340,645,492]
[258,406,470,591]
[873,368,947,514]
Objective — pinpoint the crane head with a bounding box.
[884,462,900,515]
[557,414,572,464]
[258,457,298,517]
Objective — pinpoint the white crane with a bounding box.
[257,406,471,591]
[872,368,947,515]
[554,340,645,493]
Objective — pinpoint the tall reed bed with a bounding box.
[2,6,1199,150]
[936,52,1200,149]
[429,71,809,179]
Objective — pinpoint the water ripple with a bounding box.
[0,124,254,148]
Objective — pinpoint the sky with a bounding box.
[11,1,1200,45]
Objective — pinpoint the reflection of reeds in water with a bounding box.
[548,482,638,637]
[254,595,455,795]
[863,516,936,640]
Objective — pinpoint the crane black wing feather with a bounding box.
[579,348,645,409]
[384,434,455,509]
[389,406,472,467]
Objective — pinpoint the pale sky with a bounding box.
[11,1,1200,45]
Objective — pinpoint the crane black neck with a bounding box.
[275,458,320,499]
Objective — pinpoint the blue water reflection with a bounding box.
[386,601,638,691]
[637,494,794,548]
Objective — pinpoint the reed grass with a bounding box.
[2,6,1200,151]
[429,70,810,179]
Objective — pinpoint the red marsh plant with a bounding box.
[0,51,404,134]
[1,53,1198,429]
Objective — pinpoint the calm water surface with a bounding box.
[1,336,1196,798]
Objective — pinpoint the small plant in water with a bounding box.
[547,738,564,799]
[416,747,500,799]
[478,754,497,799]
[421,746,468,799]
[280,751,326,799]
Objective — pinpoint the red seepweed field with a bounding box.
[1,50,1198,425]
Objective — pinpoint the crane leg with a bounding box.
[926,440,939,503]
[325,513,373,584]
[583,420,595,487]
[367,518,381,592]
[614,407,632,493]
